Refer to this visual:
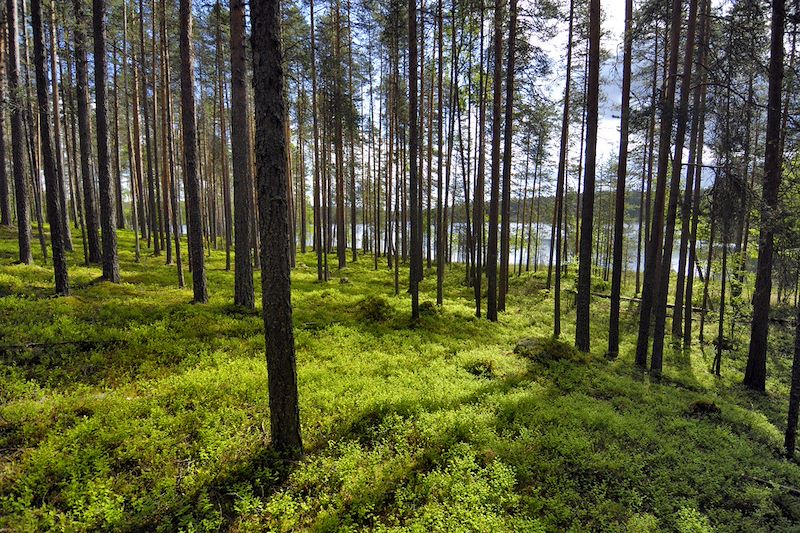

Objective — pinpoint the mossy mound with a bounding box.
[355,294,394,323]
[513,336,589,364]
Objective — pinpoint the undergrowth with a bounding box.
[0,227,799,532]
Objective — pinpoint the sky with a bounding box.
[531,0,639,184]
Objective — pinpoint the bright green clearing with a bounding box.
[1,227,799,532]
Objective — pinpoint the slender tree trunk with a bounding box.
[48,1,72,251]
[608,0,633,357]
[552,0,573,335]
[112,38,125,230]
[139,0,159,255]
[499,0,517,311]
[409,0,421,319]
[634,0,684,369]
[575,0,600,352]
[745,0,785,392]
[31,0,69,294]
[650,0,700,369]
[0,19,9,227]
[74,0,102,263]
[179,0,207,303]
[473,1,486,318]
[230,0,254,307]
[486,0,503,322]
[6,0,32,262]
[93,0,120,282]
[161,0,183,286]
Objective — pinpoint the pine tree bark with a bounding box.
[472,0,487,318]
[745,0,785,392]
[575,0,600,352]
[486,0,503,322]
[498,0,517,311]
[5,0,32,262]
[650,0,700,370]
[31,0,69,294]
[74,0,102,263]
[409,0,421,319]
[634,0,683,369]
[251,0,304,458]
[179,0,208,303]
[0,19,9,227]
[48,2,72,251]
[93,0,120,282]
[552,0,573,335]
[310,0,324,281]
[230,0,254,307]
[608,0,633,357]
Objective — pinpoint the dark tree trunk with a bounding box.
[179,0,208,303]
[93,0,120,282]
[409,0,421,319]
[635,0,683,369]
[435,0,444,305]
[472,0,486,318]
[675,0,709,341]
[650,0,700,370]
[230,0,254,308]
[575,0,600,352]
[31,0,69,294]
[499,0,517,312]
[251,0,304,458]
[486,0,503,322]
[49,1,72,252]
[552,0,573,335]
[745,0,785,393]
[0,19,9,227]
[5,0,32,263]
[74,0,102,263]
[608,0,633,357]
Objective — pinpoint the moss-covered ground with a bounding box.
[1,227,800,532]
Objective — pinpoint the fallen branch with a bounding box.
[743,475,800,497]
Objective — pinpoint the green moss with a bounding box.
[0,227,799,532]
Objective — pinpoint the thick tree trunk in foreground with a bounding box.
[179,0,208,303]
[31,0,69,295]
[251,0,303,458]
[94,0,120,282]
[745,0,785,392]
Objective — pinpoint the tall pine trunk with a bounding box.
[744,0,785,392]
[608,0,633,357]
[31,0,69,294]
[179,0,208,303]
[94,0,119,281]
[575,0,600,352]
[6,0,32,263]
[251,0,303,458]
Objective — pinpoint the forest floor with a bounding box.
[1,227,800,532]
